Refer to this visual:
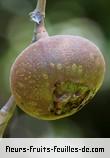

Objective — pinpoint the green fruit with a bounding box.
[10,35,105,120]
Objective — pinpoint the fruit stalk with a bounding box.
[0,96,16,137]
[36,0,46,18]
[30,0,48,42]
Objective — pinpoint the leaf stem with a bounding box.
[0,96,16,137]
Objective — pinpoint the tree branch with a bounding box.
[30,0,48,42]
[36,0,46,17]
[0,96,16,137]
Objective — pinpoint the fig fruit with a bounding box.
[10,35,105,120]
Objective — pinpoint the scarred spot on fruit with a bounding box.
[24,77,28,81]
[26,63,33,68]
[27,76,31,79]
[90,53,95,60]
[28,72,32,75]
[78,65,82,69]
[77,65,83,74]
[95,56,101,66]
[19,74,25,77]
[43,74,48,79]
[15,70,20,75]
[29,80,36,84]
[49,81,92,115]
[66,65,71,70]
[72,64,83,75]
[18,82,24,88]
[50,62,55,68]
[57,64,62,70]
[72,64,77,72]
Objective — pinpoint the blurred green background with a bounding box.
[0,0,110,138]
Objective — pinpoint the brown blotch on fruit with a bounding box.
[50,81,92,115]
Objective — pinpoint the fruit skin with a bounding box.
[10,35,105,120]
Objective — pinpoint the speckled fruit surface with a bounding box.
[10,35,105,120]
